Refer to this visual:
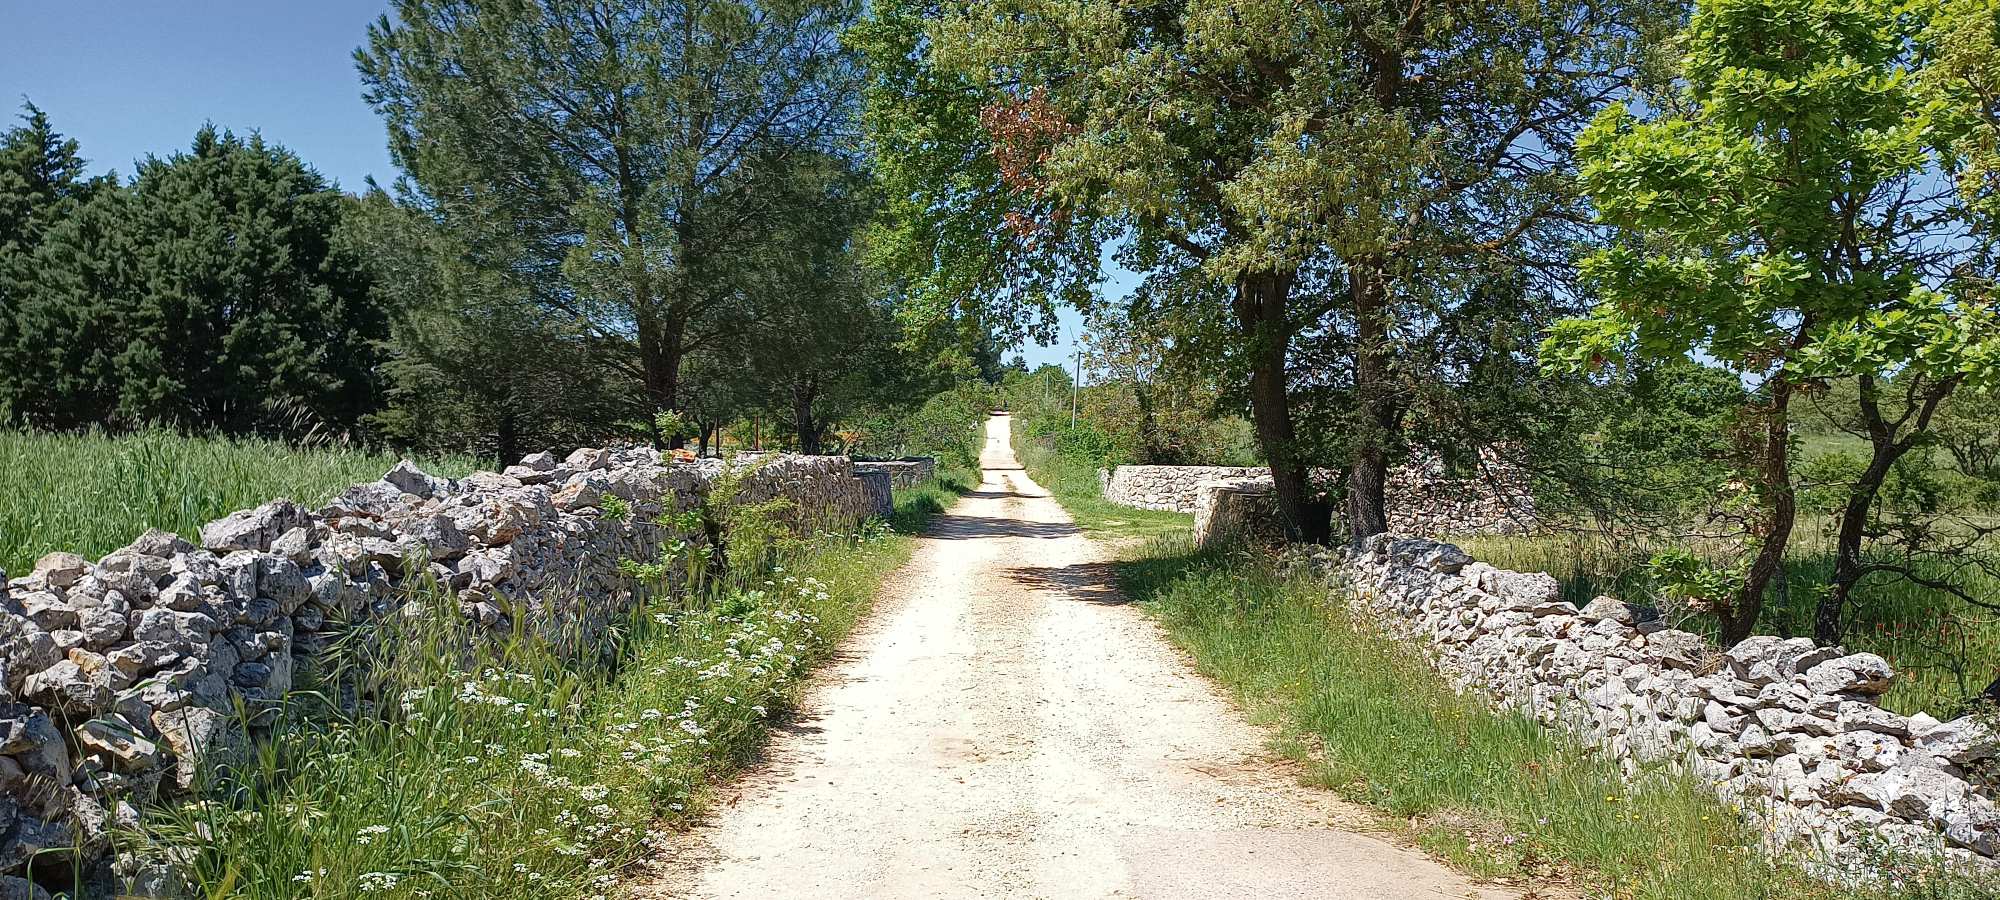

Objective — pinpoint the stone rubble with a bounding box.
[1322,531,1999,874]
[0,448,890,894]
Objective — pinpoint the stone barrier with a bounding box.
[853,457,937,492]
[1320,533,1999,874]
[1106,450,1537,538]
[0,448,891,894]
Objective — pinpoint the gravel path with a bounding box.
[649,414,1515,899]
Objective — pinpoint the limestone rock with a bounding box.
[199,499,306,553]
[29,553,89,589]
[75,715,163,772]
[1803,653,1894,696]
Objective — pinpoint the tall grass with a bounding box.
[0,429,481,574]
[1457,527,2000,716]
[1120,539,1996,900]
[142,476,965,899]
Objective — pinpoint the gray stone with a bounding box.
[564,447,611,471]
[1918,716,1997,765]
[29,552,89,589]
[257,557,309,611]
[270,526,313,564]
[125,528,194,558]
[323,480,409,518]
[23,660,110,714]
[1802,652,1895,696]
[152,705,243,790]
[1643,629,1708,671]
[199,499,307,553]
[384,459,447,498]
[518,450,559,471]
[75,714,163,771]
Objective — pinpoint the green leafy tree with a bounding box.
[871,0,1668,543]
[349,187,642,463]
[1545,0,2000,644]
[359,0,862,442]
[5,126,387,435]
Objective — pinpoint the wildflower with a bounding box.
[356,824,390,845]
[358,871,400,892]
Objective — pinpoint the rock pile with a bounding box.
[0,449,887,894]
[1330,534,1999,873]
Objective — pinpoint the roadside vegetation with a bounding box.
[1117,540,1998,900]
[146,470,970,900]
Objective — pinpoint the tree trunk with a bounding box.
[1815,374,1957,643]
[1347,260,1395,544]
[793,380,822,455]
[1233,269,1330,544]
[1722,379,1798,646]
[495,409,520,471]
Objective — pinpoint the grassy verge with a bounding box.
[148,477,959,899]
[0,428,481,575]
[1114,540,1995,900]
[1009,426,1192,543]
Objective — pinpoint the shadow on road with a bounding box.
[928,514,1082,540]
[1002,561,1130,606]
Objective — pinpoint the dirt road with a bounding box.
[659,414,1513,899]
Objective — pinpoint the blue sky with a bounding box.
[2,2,398,190]
[1,0,1088,367]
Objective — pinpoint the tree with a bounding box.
[349,187,641,463]
[358,0,862,443]
[0,102,111,422]
[1545,0,2000,644]
[4,126,388,436]
[873,0,1668,543]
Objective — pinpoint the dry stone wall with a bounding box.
[0,449,890,894]
[853,457,938,491]
[1106,450,1538,537]
[1323,532,1999,874]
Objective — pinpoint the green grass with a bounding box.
[888,463,979,534]
[1010,427,1193,543]
[0,428,482,575]
[143,477,953,899]
[1112,539,1996,900]
[1457,526,2000,717]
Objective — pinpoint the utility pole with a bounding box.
[1070,337,1081,429]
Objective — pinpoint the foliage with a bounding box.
[0,121,391,437]
[359,0,863,430]
[871,0,1676,543]
[350,188,643,464]
[1009,415,1193,546]
[1545,0,2000,644]
[850,381,990,470]
[0,428,478,575]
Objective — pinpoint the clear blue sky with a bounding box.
[2,1,397,190]
[0,0,1092,367]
